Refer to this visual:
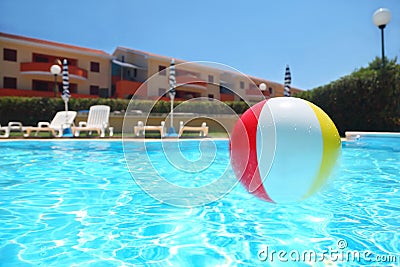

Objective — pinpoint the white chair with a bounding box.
[24,111,77,137]
[0,124,10,138]
[1,122,27,138]
[134,121,165,137]
[72,105,111,137]
[178,121,209,137]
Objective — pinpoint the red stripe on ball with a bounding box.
[230,100,273,202]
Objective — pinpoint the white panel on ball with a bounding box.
[259,98,323,203]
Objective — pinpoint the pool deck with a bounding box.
[345,131,400,140]
[0,136,229,142]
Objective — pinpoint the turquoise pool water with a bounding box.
[0,138,399,266]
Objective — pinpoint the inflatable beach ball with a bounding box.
[230,97,341,204]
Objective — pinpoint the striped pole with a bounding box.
[168,58,176,132]
[284,65,291,97]
[169,58,176,97]
[62,59,70,104]
[62,59,71,124]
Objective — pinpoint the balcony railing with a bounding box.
[176,76,207,89]
[0,88,97,98]
[115,80,146,98]
[245,89,263,96]
[220,93,235,101]
[20,62,88,79]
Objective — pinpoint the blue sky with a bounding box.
[1,0,399,90]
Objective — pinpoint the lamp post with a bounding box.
[372,8,391,66]
[259,82,267,99]
[50,64,61,97]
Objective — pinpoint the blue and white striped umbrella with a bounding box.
[61,59,73,137]
[62,59,71,104]
[168,58,177,134]
[169,58,176,97]
[284,65,291,97]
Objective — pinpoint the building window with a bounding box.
[32,80,51,91]
[33,53,49,63]
[249,84,258,90]
[90,85,100,95]
[220,85,234,95]
[63,58,78,66]
[208,75,214,83]
[240,81,245,89]
[32,80,77,93]
[208,94,214,100]
[4,77,17,88]
[3,48,17,62]
[111,85,116,97]
[32,53,78,66]
[159,65,166,76]
[98,88,108,98]
[158,88,166,96]
[269,87,273,95]
[69,84,78,94]
[90,62,100,72]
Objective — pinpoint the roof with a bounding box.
[115,46,264,78]
[113,46,304,90]
[116,47,236,73]
[115,46,184,63]
[0,32,110,57]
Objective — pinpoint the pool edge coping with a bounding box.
[345,131,400,140]
[0,137,230,142]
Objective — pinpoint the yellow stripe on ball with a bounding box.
[303,102,341,199]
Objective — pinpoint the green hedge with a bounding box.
[294,57,400,135]
[171,100,249,115]
[0,98,128,125]
[0,97,249,126]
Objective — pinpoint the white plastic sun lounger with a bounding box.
[134,121,165,137]
[178,121,209,137]
[72,105,111,137]
[0,122,27,138]
[0,124,10,138]
[24,111,77,137]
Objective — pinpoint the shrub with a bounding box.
[294,57,400,135]
[0,97,250,125]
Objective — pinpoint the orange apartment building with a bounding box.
[111,47,302,102]
[0,32,112,98]
[1,32,302,101]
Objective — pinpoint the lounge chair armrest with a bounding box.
[8,121,23,128]
[78,121,87,127]
[8,121,23,131]
[38,122,50,128]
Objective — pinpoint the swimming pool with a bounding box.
[0,138,399,266]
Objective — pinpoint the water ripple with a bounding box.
[0,140,398,266]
